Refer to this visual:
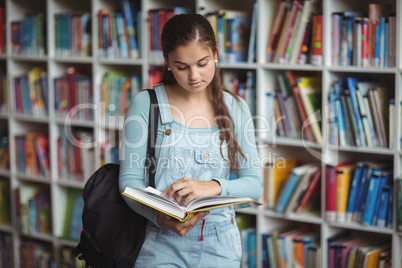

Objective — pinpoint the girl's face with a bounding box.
[165,42,218,94]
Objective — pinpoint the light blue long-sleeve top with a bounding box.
[119,86,263,226]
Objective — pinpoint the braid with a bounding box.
[211,68,245,173]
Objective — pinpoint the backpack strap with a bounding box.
[146,89,159,188]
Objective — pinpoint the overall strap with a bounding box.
[154,84,173,125]
[146,89,159,188]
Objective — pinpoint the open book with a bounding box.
[122,186,262,222]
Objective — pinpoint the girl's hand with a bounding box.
[157,211,209,236]
[161,177,222,205]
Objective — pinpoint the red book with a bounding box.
[296,169,321,214]
[361,18,369,67]
[266,1,289,62]
[325,161,355,221]
[310,14,323,66]
[368,4,390,66]
[286,71,314,141]
[0,7,5,54]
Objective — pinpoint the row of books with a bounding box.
[275,163,321,215]
[0,73,6,113]
[100,143,119,166]
[224,71,256,116]
[14,68,48,116]
[266,0,323,65]
[236,214,257,268]
[11,13,46,56]
[266,72,323,143]
[327,231,391,268]
[19,240,53,267]
[15,184,51,235]
[0,179,10,224]
[148,7,194,64]
[332,4,396,68]
[98,0,141,59]
[55,12,91,57]
[54,67,92,120]
[0,129,8,169]
[100,71,141,117]
[205,5,257,63]
[15,133,50,178]
[325,161,393,228]
[262,227,320,268]
[0,232,13,268]
[61,188,84,241]
[57,128,95,182]
[328,77,391,148]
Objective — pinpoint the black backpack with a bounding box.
[72,89,159,268]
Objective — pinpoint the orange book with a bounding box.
[310,14,323,66]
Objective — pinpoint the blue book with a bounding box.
[345,162,364,222]
[386,185,393,228]
[372,171,392,225]
[374,22,380,67]
[120,0,139,58]
[376,186,390,227]
[261,233,269,268]
[247,229,257,268]
[346,77,367,146]
[384,19,389,67]
[247,2,258,63]
[275,165,310,213]
[115,13,129,59]
[361,170,382,225]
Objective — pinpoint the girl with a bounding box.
[119,13,263,267]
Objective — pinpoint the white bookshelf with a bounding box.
[0,0,401,267]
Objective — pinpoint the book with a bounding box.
[335,163,355,222]
[264,157,298,208]
[122,186,261,222]
[296,76,323,143]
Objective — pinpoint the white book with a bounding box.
[123,186,261,222]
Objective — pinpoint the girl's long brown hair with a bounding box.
[160,13,245,172]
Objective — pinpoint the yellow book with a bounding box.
[265,158,298,208]
[335,164,355,223]
[28,68,45,116]
[363,244,391,268]
[122,186,261,222]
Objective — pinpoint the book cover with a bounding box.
[265,157,298,208]
[123,186,261,222]
[397,178,402,231]
[266,1,289,62]
[296,76,322,143]
[361,170,384,225]
[345,162,365,222]
[335,163,356,223]
[310,14,323,66]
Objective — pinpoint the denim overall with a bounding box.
[134,84,242,268]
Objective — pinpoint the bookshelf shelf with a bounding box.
[0,0,401,267]
[10,55,49,62]
[0,224,14,233]
[16,173,51,184]
[327,66,398,74]
[327,221,395,235]
[261,63,322,71]
[327,144,395,155]
[262,210,323,225]
[0,168,10,177]
[53,57,94,64]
